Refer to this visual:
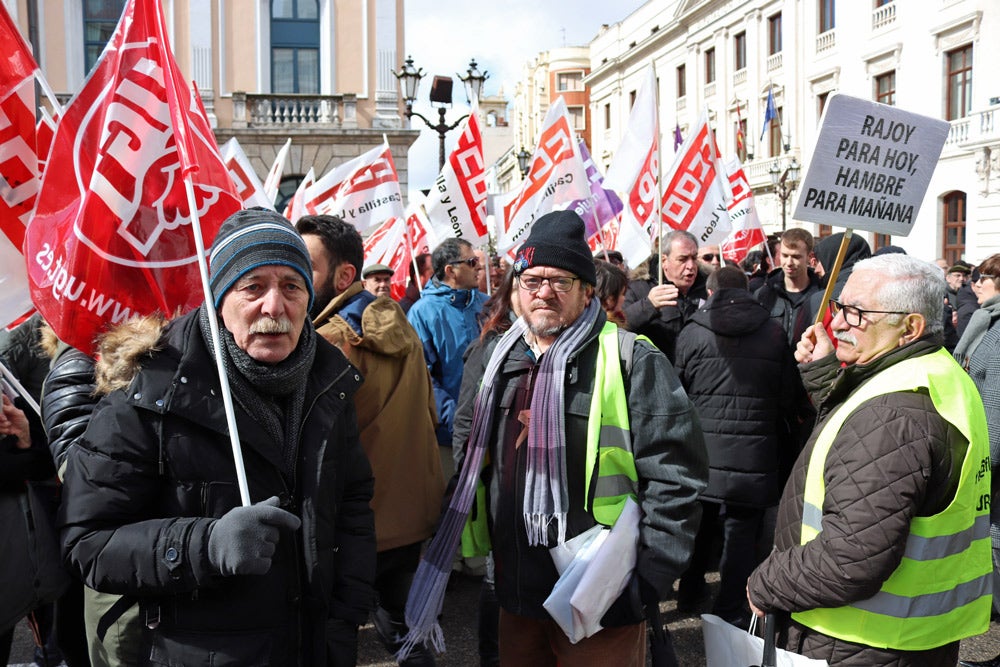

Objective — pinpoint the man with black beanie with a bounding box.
[403,210,708,666]
[60,208,376,665]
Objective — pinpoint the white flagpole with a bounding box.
[653,63,664,286]
[183,176,251,507]
[0,362,40,416]
[33,69,63,116]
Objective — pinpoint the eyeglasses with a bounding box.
[971,268,996,284]
[829,299,908,327]
[449,257,479,268]
[700,253,718,262]
[517,275,579,293]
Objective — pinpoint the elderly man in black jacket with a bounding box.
[674,266,812,628]
[59,209,376,666]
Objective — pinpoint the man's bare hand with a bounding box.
[795,323,835,364]
[647,283,679,309]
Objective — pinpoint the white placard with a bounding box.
[792,94,950,237]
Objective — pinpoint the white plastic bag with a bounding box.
[542,529,608,642]
[702,614,828,667]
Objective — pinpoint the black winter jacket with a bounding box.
[40,344,96,478]
[60,311,376,666]
[753,268,821,348]
[674,289,813,507]
[622,272,708,364]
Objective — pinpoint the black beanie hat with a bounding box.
[512,210,597,285]
[209,208,314,309]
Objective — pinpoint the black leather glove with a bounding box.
[208,496,301,576]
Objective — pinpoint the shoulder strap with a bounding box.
[617,327,637,378]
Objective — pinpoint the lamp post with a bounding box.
[393,55,488,171]
[769,157,801,231]
[516,147,531,178]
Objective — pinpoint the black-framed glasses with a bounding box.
[829,299,908,327]
[517,275,579,293]
[971,268,996,284]
[700,253,718,262]
[449,257,479,268]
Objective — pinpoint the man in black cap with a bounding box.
[60,208,376,665]
[402,210,708,665]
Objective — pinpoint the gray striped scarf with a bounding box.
[399,298,600,659]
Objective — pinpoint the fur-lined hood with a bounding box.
[93,313,168,396]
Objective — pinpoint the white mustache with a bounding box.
[834,330,857,346]
[249,317,292,335]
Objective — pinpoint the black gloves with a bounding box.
[208,496,301,576]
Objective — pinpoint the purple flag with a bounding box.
[568,140,623,240]
[673,123,684,151]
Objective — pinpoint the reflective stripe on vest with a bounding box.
[793,348,992,650]
[584,322,639,526]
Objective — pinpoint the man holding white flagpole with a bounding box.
[60,209,377,665]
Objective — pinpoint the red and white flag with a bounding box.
[283,167,314,222]
[424,105,488,246]
[263,138,291,203]
[721,157,766,265]
[660,109,732,247]
[363,214,410,301]
[24,0,242,354]
[497,97,590,254]
[603,65,659,269]
[221,137,274,210]
[35,108,58,174]
[303,141,404,233]
[405,197,434,256]
[0,5,43,327]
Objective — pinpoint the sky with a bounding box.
[402,0,648,194]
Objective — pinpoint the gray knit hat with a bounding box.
[208,208,314,309]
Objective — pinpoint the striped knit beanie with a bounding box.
[208,208,314,309]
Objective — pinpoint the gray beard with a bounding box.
[527,319,564,339]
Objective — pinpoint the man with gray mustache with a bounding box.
[746,254,992,666]
[60,208,376,665]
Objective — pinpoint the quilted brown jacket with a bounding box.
[747,336,968,666]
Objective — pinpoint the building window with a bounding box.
[768,13,783,55]
[567,105,586,131]
[770,106,783,155]
[604,103,611,130]
[629,90,637,110]
[705,47,716,84]
[734,32,747,71]
[817,91,830,122]
[946,45,973,121]
[556,71,584,92]
[873,233,891,250]
[875,71,896,106]
[875,0,892,6]
[271,0,320,94]
[943,191,966,264]
[818,225,833,239]
[819,0,835,33]
[677,64,687,98]
[736,117,748,162]
[83,0,126,74]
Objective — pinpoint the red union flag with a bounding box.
[363,214,409,301]
[498,97,589,254]
[221,137,274,210]
[405,198,433,255]
[424,107,488,245]
[721,157,766,265]
[24,0,242,354]
[303,141,404,232]
[660,109,732,247]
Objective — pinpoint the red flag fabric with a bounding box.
[24,0,241,354]
[0,4,38,90]
[221,137,275,210]
[721,157,766,265]
[363,214,410,301]
[424,107,488,247]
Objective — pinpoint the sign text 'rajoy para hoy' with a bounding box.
[792,94,950,237]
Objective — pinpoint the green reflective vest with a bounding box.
[461,322,639,557]
[793,348,992,650]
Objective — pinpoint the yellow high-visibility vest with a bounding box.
[793,348,992,650]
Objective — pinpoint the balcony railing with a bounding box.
[816,29,836,53]
[946,105,1000,147]
[733,69,747,86]
[231,92,358,129]
[766,52,783,72]
[704,81,717,98]
[873,3,896,30]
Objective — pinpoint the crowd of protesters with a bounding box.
[1,211,998,667]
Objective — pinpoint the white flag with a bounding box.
[721,157,767,265]
[283,167,314,223]
[221,138,275,210]
[263,138,291,203]
[497,97,590,254]
[424,106,488,246]
[303,141,404,233]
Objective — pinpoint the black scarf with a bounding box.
[198,304,316,481]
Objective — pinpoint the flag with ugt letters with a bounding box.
[660,110,732,247]
[497,97,590,255]
[221,137,275,210]
[0,3,42,327]
[721,157,766,265]
[603,65,659,269]
[424,106,488,247]
[24,0,242,354]
[302,141,404,233]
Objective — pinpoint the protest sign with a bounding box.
[793,94,949,236]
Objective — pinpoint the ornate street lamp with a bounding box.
[516,147,531,178]
[394,55,489,171]
[769,157,801,231]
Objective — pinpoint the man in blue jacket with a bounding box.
[407,238,487,448]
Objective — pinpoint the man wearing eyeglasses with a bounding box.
[407,237,488,448]
[747,254,991,665]
[697,244,721,273]
[431,210,707,665]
